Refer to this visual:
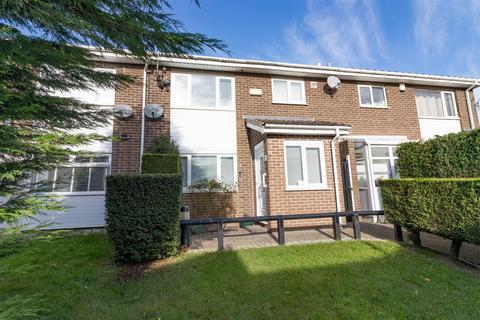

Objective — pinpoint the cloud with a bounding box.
[413,0,447,56]
[269,0,388,67]
[413,0,480,76]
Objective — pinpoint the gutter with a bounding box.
[465,82,479,129]
[90,49,480,88]
[139,61,149,173]
[331,128,341,213]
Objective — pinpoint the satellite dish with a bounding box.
[113,105,133,118]
[327,76,341,90]
[144,104,164,119]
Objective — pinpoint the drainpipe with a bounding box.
[331,128,341,212]
[465,82,479,130]
[139,61,149,173]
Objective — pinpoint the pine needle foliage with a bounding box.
[0,0,227,223]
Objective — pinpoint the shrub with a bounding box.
[397,129,480,178]
[146,135,179,154]
[105,174,182,263]
[380,178,480,244]
[188,179,236,219]
[141,153,180,174]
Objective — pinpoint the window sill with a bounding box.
[418,116,460,120]
[170,105,235,112]
[285,187,330,192]
[182,188,237,194]
[35,191,106,196]
[360,105,388,109]
[272,101,308,106]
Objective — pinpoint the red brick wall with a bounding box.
[110,63,479,221]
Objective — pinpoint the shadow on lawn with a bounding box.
[107,241,480,320]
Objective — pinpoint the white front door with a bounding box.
[254,142,267,216]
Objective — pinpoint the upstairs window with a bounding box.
[415,90,457,118]
[358,85,387,108]
[171,73,234,109]
[272,79,306,104]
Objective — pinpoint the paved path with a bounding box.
[189,222,479,266]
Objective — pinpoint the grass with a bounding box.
[1,232,480,319]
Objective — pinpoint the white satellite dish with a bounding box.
[113,105,133,118]
[327,76,341,90]
[144,104,164,119]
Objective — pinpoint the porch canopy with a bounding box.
[244,116,351,136]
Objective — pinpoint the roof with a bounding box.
[244,116,350,128]
[244,116,351,136]
[90,48,480,89]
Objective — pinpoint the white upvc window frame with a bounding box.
[415,89,458,119]
[32,154,111,196]
[180,154,237,191]
[357,85,388,108]
[170,73,235,110]
[271,79,306,105]
[283,141,328,191]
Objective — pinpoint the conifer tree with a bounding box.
[0,1,227,223]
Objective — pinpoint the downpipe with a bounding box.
[331,128,341,213]
[465,82,479,130]
[139,61,149,172]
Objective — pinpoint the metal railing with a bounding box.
[180,210,387,251]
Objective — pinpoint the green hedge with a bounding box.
[141,153,180,174]
[105,174,182,263]
[397,129,480,178]
[380,178,480,244]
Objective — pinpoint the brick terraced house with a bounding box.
[25,51,480,229]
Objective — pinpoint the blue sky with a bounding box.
[172,0,480,77]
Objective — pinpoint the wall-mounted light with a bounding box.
[399,83,406,92]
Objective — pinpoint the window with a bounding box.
[370,146,398,185]
[284,141,327,190]
[272,79,306,104]
[370,146,398,209]
[415,90,457,118]
[181,155,236,189]
[358,85,387,108]
[31,155,110,194]
[171,73,234,109]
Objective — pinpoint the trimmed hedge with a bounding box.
[105,174,182,263]
[141,153,180,174]
[380,178,480,244]
[397,129,480,178]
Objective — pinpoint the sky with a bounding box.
[171,0,480,78]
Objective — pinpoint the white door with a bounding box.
[254,142,267,216]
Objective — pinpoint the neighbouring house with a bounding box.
[23,50,480,229]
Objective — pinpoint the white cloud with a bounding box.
[271,0,387,67]
[413,0,480,76]
[413,0,447,56]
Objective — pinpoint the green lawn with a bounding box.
[1,233,479,320]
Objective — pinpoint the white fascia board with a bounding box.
[245,122,265,134]
[90,50,479,88]
[343,135,409,145]
[264,128,350,136]
[265,124,352,130]
[246,122,350,136]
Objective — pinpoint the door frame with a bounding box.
[254,141,267,216]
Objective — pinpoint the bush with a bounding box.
[105,174,182,263]
[141,153,180,174]
[146,135,179,154]
[188,179,236,219]
[380,178,480,244]
[397,129,480,178]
